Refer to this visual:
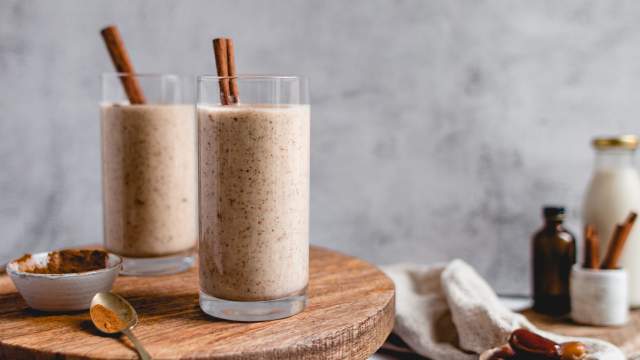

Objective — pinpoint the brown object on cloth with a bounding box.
[100,25,146,104]
[482,329,586,360]
[601,212,637,269]
[90,304,127,333]
[17,250,108,274]
[508,328,560,358]
[583,225,600,269]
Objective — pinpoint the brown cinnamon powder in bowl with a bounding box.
[17,250,108,274]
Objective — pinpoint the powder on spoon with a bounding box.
[91,304,128,332]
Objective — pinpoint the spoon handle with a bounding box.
[122,327,152,360]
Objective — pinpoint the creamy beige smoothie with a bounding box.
[102,104,197,257]
[198,104,310,301]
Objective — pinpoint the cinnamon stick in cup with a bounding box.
[624,211,638,233]
[584,225,600,269]
[601,212,637,269]
[601,224,625,269]
[100,25,146,104]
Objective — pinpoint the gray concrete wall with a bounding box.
[2,0,638,294]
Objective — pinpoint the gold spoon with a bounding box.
[90,292,151,360]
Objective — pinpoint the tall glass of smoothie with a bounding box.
[197,75,310,321]
[101,73,197,275]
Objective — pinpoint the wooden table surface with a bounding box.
[0,246,395,360]
[526,309,640,358]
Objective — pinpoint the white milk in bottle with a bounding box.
[583,135,640,306]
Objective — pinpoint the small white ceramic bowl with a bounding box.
[6,252,122,312]
[570,265,629,326]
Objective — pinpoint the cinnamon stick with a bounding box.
[589,228,601,269]
[601,212,637,269]
[583,225,600,269]
[601,224,625,269]
[226,38,239,103]
[100,25,146,104]
[213,38,231,105]
[625,212,638,232]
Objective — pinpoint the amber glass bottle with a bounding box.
[532,206,576,316]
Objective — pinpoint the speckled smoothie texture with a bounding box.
[198,104,310,301]
[101,104,197,257]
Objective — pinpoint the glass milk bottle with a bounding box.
[583,135,640,306]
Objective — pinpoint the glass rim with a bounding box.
[102,72,188,79]
[198,74,306,81]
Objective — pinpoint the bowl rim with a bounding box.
[6,251,123,278]
[571,264,627,276]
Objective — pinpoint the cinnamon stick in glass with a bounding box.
[213,38,231,105]
[226,38,239,103]
[100,25,146,104]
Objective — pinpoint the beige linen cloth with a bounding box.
[382,260,624,360]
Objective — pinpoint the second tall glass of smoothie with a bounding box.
[197,75,310,321]
[101,73,197,275]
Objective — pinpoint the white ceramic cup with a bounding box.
[570,265,628,326]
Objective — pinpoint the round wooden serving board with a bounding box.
[0,246,395,360]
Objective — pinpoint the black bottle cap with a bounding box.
[543,206,566,219]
